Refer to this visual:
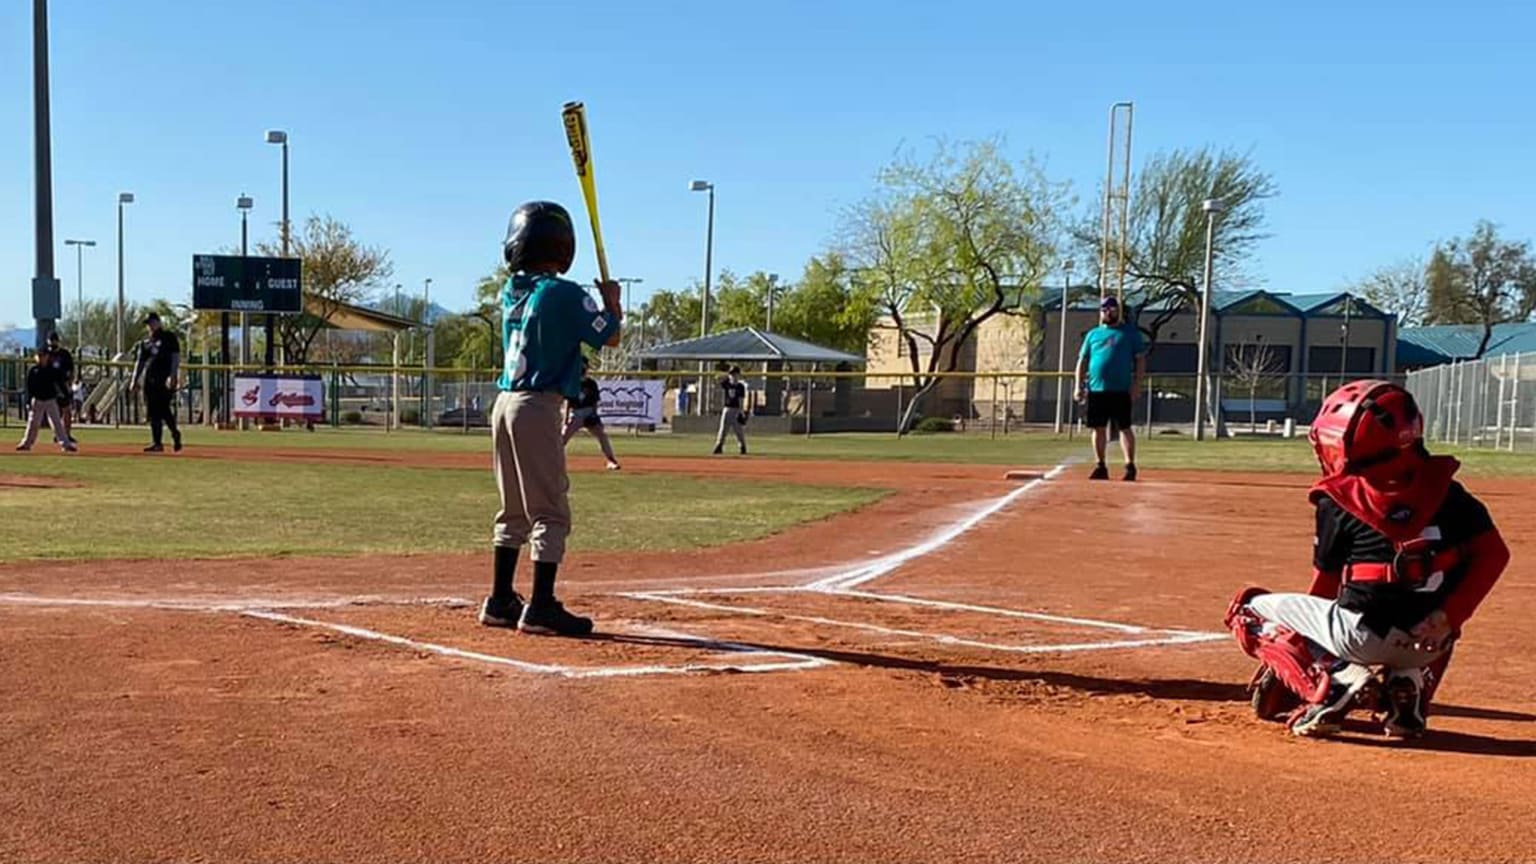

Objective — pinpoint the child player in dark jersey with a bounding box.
[1227,380,1509,739]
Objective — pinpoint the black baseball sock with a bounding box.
[531,561,559,605]
[492,546,519,602]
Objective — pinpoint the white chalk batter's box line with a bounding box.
[616,587,1227,655]
[0,592,832,679]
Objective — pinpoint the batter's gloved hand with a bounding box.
[737,412,748,426]
[595,280,622,317]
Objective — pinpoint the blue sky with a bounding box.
[3,0,1533,329]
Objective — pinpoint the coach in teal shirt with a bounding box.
[1074,296,1146,482]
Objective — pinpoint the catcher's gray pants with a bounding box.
[1247,593,1444,670]
[562,408,618,464]
[18,398,66,448]
[492,391,570,563]
[715,407,746,450]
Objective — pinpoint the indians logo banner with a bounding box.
[596,380,662,426]
[234,375,325,420]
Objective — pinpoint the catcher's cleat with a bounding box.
[518,599,594,637]
[478,594,525,629]
[1290,663,1373,738]
[1249,666,1301,722]
[1382,670,1427,740]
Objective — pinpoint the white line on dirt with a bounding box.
[0,593,474,612]
[624,592,1225,655]
[242,609,831,678]
[804,461,1071,591]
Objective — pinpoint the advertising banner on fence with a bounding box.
[234,375,325,420]
[597,379,663,426]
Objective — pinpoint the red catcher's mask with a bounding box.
[1309,380,1425,478]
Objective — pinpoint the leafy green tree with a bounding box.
[772,253,878,354]
[1350,258,1429,327]
[842,138,1063,433]
[255,215,394,365]
[1423,221,1536,356]
[1078,147,1276,348]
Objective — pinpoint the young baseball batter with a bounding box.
[480,200,622,636]
[1227,380,1509,739]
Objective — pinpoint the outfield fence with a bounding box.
[0,356,1398,439]
[1405,354,1536,452]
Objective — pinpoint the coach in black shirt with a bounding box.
[130,312,183,453]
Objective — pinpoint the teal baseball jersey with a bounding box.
[499,274,619,398]
[1079,323,1146,393]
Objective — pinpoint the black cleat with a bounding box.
[739,445,747,456]
[172,434,183,453]
[1290,664,1372,738]
[478,594,525,629]
[1382,673,1427,740]
[1089,464,1110,481]
[1123,464,1138,482]
[518,599,594,637]
[712,445,723,456]
[144,444,164,453]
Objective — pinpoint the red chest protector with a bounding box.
[1309,456,1462,587]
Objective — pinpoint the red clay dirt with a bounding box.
[2,447,1533,863]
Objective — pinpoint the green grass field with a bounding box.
[0,455,884,561]
[35,423,1536,476]
[4,423,1532,562]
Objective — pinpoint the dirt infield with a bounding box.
[3,448,1534,862]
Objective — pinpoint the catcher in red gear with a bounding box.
[1226,380,1509,739]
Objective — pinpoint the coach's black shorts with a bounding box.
[1085,391,1133,431]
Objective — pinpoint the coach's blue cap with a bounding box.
[1100,296,1119,309]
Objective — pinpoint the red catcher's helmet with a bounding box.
[1309,380,1424,476]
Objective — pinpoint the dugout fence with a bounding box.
[1405,354,1536,453]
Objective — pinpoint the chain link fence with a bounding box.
[1406,353,1536,452]
[0,354,1417,439]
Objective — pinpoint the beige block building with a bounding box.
[863,290,1397,426]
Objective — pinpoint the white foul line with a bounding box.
[805,461,1071,591]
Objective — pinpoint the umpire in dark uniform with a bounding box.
[129,312,183,453]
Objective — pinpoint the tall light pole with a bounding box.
[1339,292,1352,380]
[32,0,62,352]
[115,192,134,357]
[63,239,95,350]
[616,277,644,320]
[689,180,716,336]
[616,277,644,357]
[423,277,434,428]
[765,272,780,332]
[237,196,253,366]
[265,130,289,369]
[1193,197,1227,442]
[1053,259,1076,435]
[690,179,715,415]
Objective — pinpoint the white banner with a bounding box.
[596,379,663,426]
[233,375,325,420]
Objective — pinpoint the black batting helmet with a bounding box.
[503,201,576,273]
